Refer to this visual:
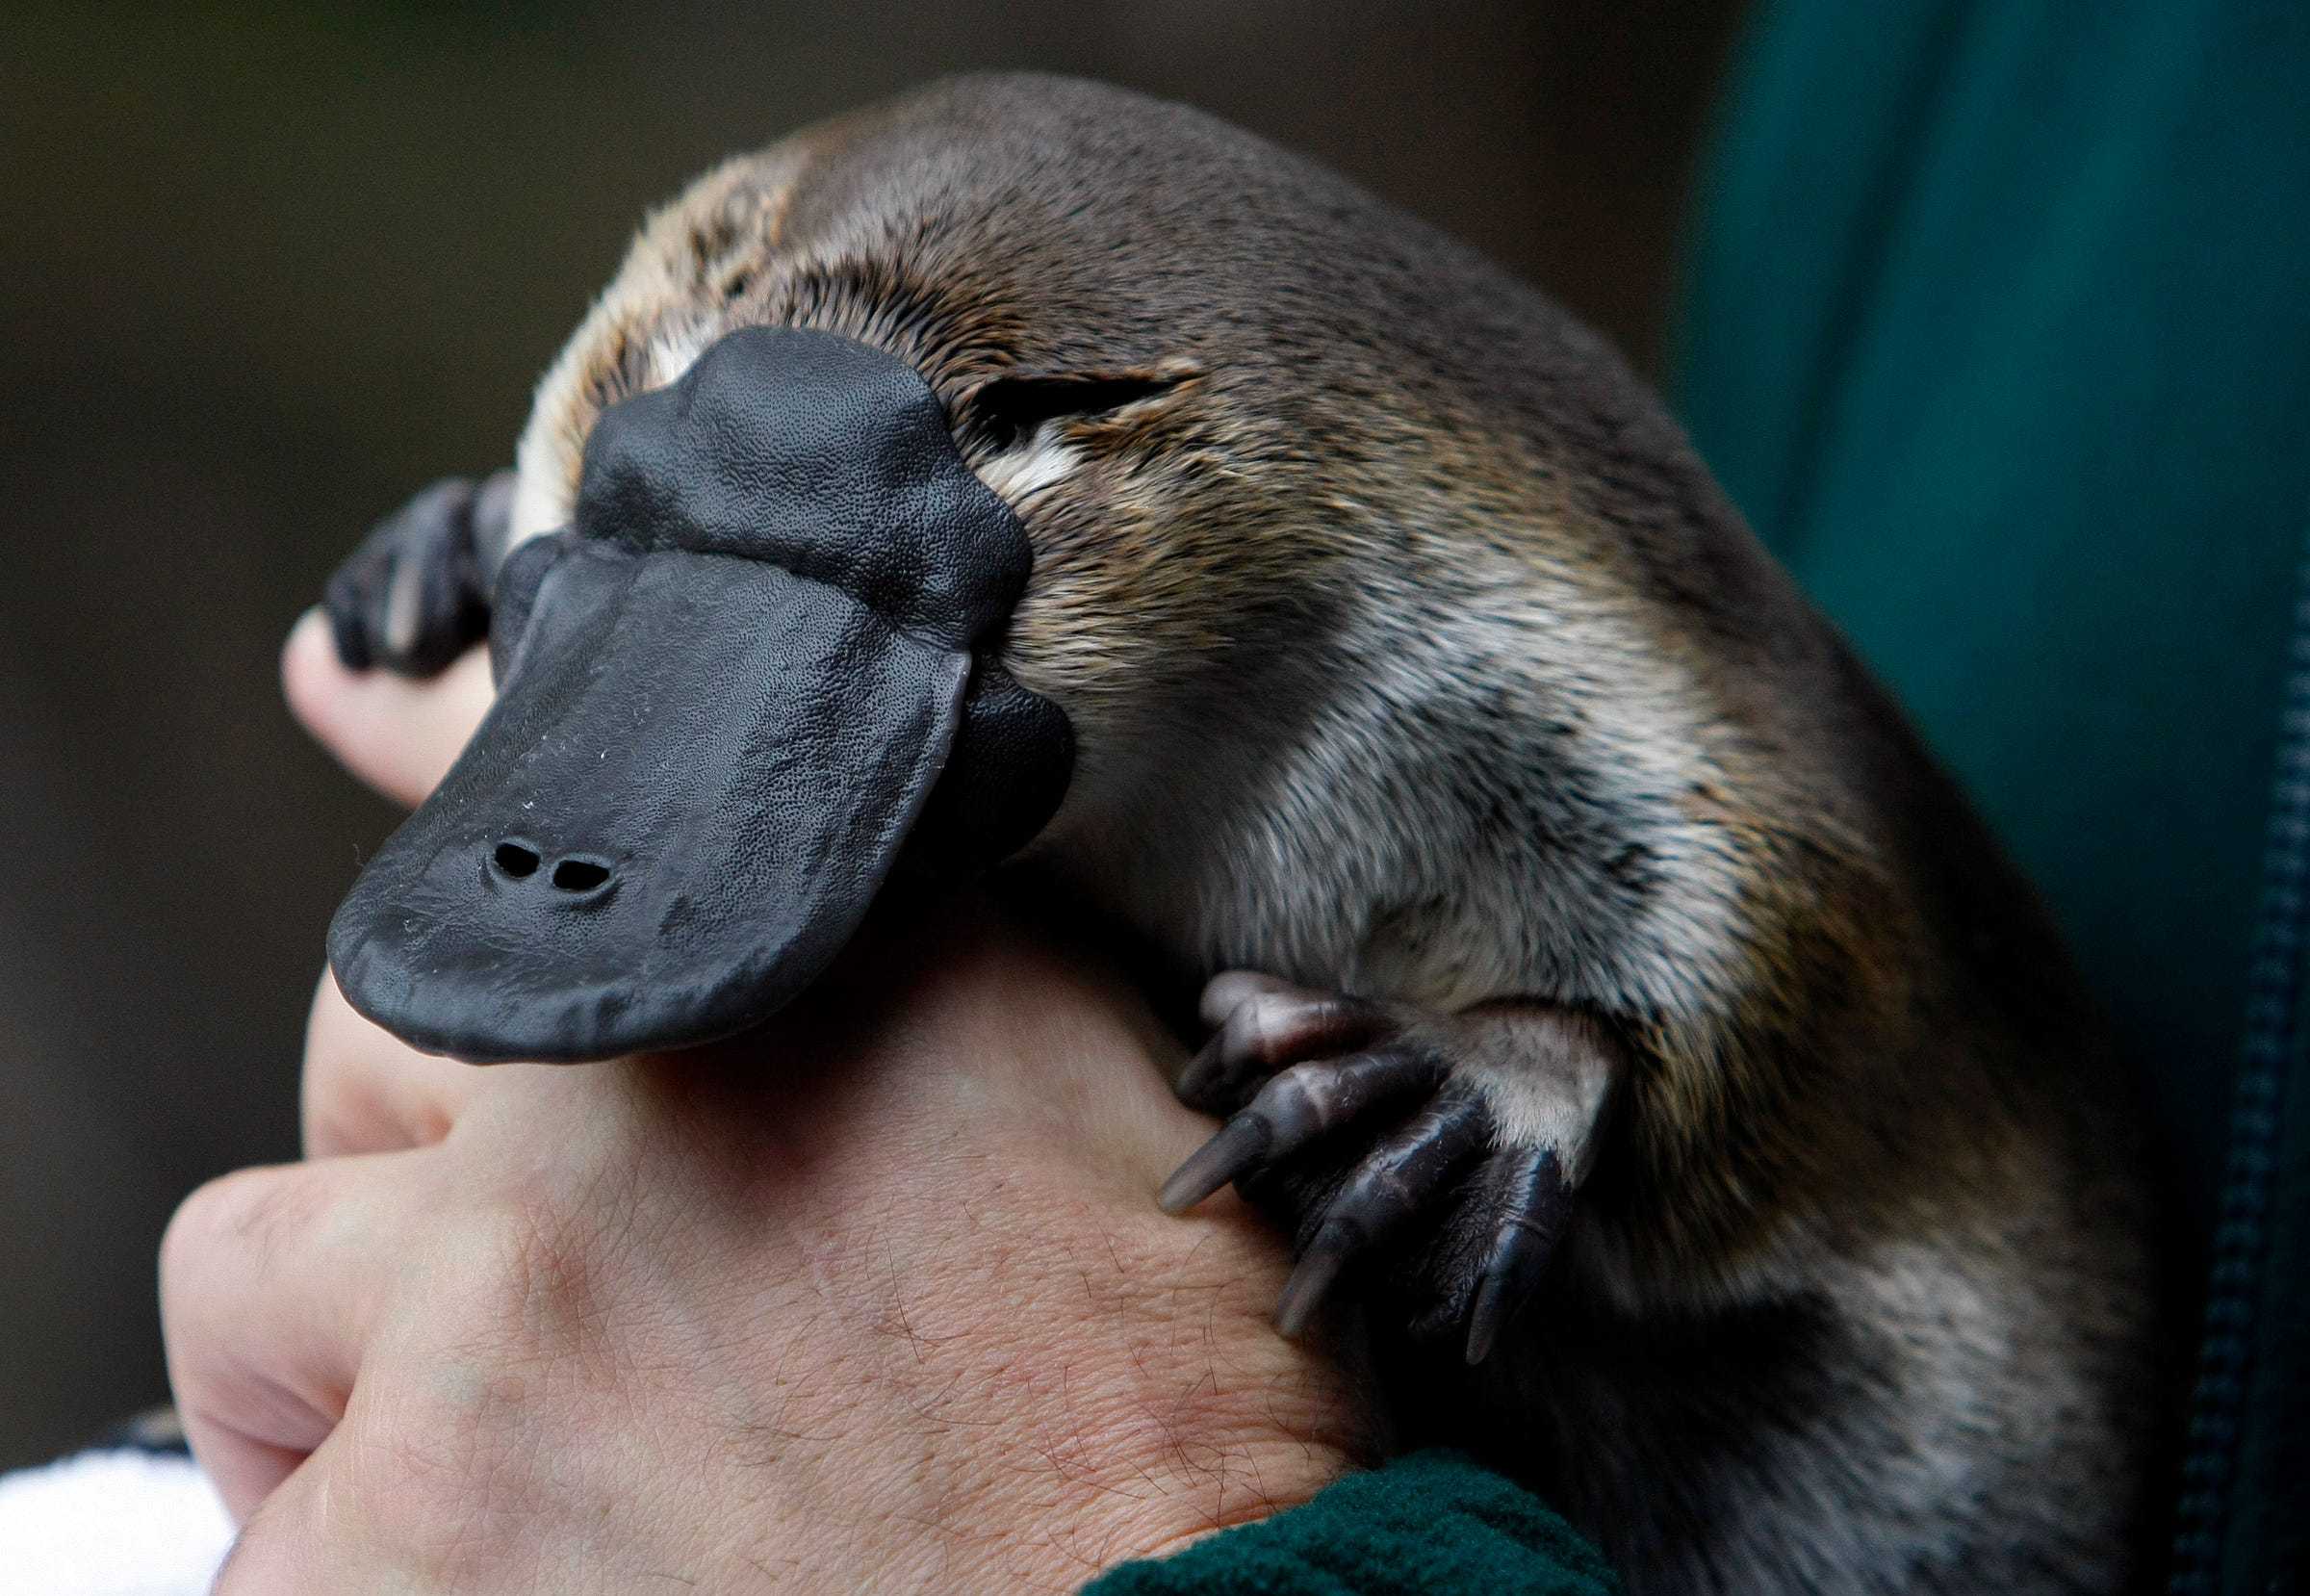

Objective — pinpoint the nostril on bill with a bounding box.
[551,859,611,893]
[492,841,541,879]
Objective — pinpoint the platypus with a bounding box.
[321,74,2163,1595]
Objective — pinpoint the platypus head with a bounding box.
[330,71,1719,1063]
[328,324,1073,1060]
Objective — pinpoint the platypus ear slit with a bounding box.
[961,360,1201,453]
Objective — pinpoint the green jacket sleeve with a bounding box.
[1083,1451,1620,1595]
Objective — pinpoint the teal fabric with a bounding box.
[1085,1450,1620,1596]
[1676,0,2310,1243]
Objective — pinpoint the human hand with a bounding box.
[158,620,1362,1592]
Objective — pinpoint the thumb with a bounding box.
[282,607,494,809]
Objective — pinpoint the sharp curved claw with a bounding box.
[1158,1115,1272,1213]
[1275,1218,1360,1337]
[1172,1027,1240,1112]
[1464,1146,1571,1365]
[1159,1045,1450,1214]
[1464,1268,1516,1366]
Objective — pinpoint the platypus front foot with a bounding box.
[1159,973,1619,1365]
[323,470,516,677]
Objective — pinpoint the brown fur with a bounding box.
[501,74,2163,1594]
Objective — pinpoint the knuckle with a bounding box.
[161,1164,312,1299]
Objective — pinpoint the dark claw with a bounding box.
[1158,1046,1449,1214]
[324,470,515,678]
[1464,1146,1571,1364]
[1275,1222,1357,1337]
[1175,984,1390,1113]
[1272,1086,1493,1336]
[1158,1114,1272,1214]
[1167,977,1600,1358]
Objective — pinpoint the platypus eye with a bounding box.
[963,369,1190,453]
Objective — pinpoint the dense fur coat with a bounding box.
[387,75,2159,1594]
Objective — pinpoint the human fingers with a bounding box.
[300,969,490,1157]
[280,606,493,809]
[158,1150,425,1522]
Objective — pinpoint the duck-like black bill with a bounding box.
[326,324,1065,1063]
[327,538,968,1061]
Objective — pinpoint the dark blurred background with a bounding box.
[0,0,1744,1468]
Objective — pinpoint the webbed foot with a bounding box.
[323,470,515,677]
[1161,973,1615,1364]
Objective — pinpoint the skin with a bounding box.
[157,613,1364,1593]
